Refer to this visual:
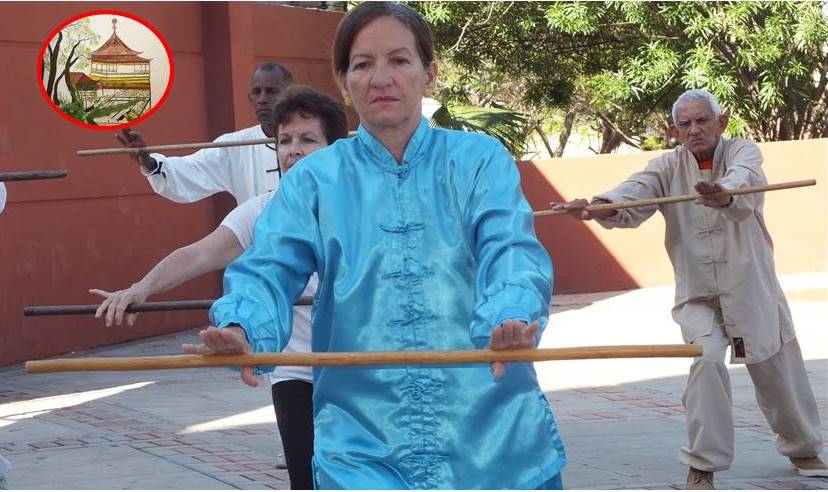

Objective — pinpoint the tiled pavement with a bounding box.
[1,276,826,489]
[1,371,291,489]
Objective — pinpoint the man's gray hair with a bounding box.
[254,62,294,83]
[672,89,722,122]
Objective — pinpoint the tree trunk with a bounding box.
[599,122,622,154]
[534,122,555,158]
[554,109,577,157]
[67,76,78,105]
[44,31,62,98]
[53,39,83,104]
[52,71,64,103]
[812,104,828,137]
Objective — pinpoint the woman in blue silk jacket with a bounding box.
[184,2,566,488]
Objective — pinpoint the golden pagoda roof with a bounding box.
[90,18,151,64]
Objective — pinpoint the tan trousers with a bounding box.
[678,306,824,472]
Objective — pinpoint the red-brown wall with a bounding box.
[0,2,344,366]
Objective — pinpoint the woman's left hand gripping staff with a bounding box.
[182,326,259,387]
[490,320,540,380]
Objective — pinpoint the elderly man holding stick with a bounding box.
[553,89,826,489]
[116,62,293,205]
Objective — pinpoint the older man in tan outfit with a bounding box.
[554,89,826,489]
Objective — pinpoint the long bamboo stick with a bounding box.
[77,131,360,156]
[76,138,277,156]
[23,296,314,316]
[534,179,816,217]
[0,170,68,182]
[25,344,702,373]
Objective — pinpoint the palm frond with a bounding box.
[430,105,532,157]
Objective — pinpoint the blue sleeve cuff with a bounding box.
[471,284,548,349]
[210,295,284,376]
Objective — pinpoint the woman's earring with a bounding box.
[344,96,352,107]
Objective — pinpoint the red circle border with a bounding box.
[36,9,175,131]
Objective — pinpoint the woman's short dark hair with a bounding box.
[271,86,348,144]
[332,1,434,78]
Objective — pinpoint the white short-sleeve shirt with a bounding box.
[221,190,315,384]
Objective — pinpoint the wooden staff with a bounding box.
[0,170,68,182]
[77,131,359,156]
[25,344,702,373]
[23,296,314,316]
[534,179,816,217]
[76,138,277,156]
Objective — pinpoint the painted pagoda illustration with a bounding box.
[84,19,152,123]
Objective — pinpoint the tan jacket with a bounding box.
[594,137,794,363]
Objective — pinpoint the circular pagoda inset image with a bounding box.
[38,11,173,129]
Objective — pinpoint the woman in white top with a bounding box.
[92,86,348,489]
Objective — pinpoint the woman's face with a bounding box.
[277,114,328,173]
[339,16,436,135]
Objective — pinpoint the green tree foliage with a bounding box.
[58,94,139,125]
[411,1,828,153]
[42,18,100,104]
